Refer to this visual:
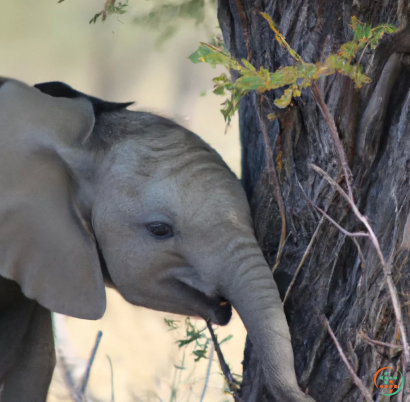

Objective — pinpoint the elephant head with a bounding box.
[0,78,314,401]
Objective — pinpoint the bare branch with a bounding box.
[311,83,353,199]
[324,318,373,402]
[298,181,369,238]
[358,329,403,352]
[284,215,326,303]
[256,97,287,273]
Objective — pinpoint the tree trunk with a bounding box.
[217,0,410,401]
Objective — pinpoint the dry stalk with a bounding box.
[324,318,373,402]
[311,85,410,368]
[106,355,115,402]
[200,343,214,402]
[80,331,103,398]
[256,97,287,273]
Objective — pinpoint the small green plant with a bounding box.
[133,0,217,45]
[89,0,129,24]
[189,14,396,125]
[165,317,233,362]
[163,317,235,401]
[58,0,129,22]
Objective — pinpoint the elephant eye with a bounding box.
[145,222,173,239]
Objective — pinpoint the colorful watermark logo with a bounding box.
[374,367,403,396]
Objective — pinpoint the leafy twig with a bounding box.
[189,15,395,125]
[89,0,128,24]
[206,321,240,398]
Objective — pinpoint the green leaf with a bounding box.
[241,59,256,71]
[213,86,226,95]
[193,349,208,361]
[218,334,233,345]
[274,87,293,108]
[189,45,214,64]
[89,11,104,24]
[164,318,179,330]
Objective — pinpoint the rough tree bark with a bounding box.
[217,0,410,401]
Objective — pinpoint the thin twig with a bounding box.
[206,321,239,397]
[284,215,326,303]
[200,343,214,402]
[358,329,403,351]
[80,331,103,397]
[324,318,373,402]
[311,83,354,199]
[352,238,366,270]
[256,97,287,272]
[298,181,369,238]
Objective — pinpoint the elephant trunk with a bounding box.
[222,256,313,401]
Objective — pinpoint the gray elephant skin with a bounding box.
[0,78,314,402]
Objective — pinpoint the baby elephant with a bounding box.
[0,78,314,402]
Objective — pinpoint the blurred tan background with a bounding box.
[0,1,246,401]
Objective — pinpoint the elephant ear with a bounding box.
[35,81,134,116]
[0,78,106,320]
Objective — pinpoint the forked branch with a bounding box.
[311,88,410,368]
[324,318,373,402]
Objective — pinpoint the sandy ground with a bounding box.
[0,1,247,401]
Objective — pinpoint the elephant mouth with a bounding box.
[177,281,232,326]
[210,296,232,326]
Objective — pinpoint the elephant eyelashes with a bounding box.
[145,222,173,239]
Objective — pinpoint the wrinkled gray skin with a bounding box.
[0,78,314,402]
